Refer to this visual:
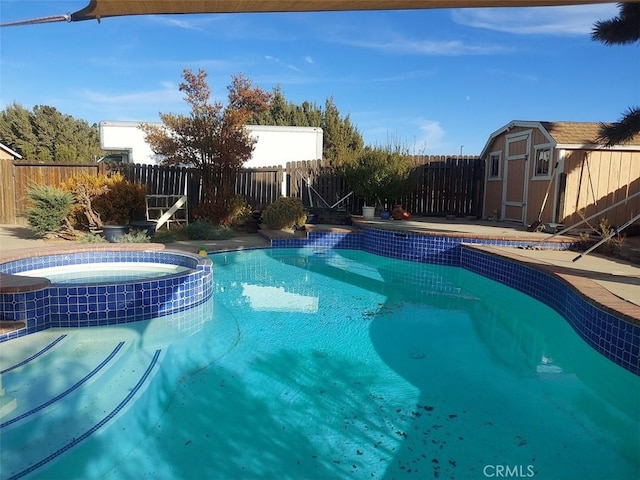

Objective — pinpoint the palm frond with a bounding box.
[591,2,640,45]
[597,107,640,146]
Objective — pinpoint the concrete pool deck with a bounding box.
[1,220,639,322]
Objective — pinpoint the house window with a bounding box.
[534,147,552,176]
[488,153,501,178]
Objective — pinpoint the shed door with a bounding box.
[502,132,531,223]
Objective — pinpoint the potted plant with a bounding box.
[102,223,131,242]
[341,150,385,219]
[60,172,148,241]
[85,174,146,242]
[341,146,416,219]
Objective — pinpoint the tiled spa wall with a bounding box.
[0,250,212,342]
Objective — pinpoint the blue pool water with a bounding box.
[0,248,638,479]
[16,262,190,284]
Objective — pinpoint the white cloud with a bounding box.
[151,16,205,31]
[87,55,238,72]
[79,83,186,121]
[265,55,301,72]
[304,55,314,64]
[415,120,446,152]
[451,4,619,36]
[83,84,182,106]
[322,17,510,56]
[341,36,509,56]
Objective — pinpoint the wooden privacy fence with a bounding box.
[0,160,104,225]
[404,156,485,216]
[0,156,483,224]
[0,160,286,224]
[110,163,284,218]
[287,156,484,217]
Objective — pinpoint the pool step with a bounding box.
[0,321,26,335]
[0,339,131,425]
[0,343,162,480]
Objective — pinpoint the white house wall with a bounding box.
[99,121,163,166]
[99,121,323,167]
[244,125,323,168]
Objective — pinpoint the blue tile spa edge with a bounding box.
[0,250,212,342]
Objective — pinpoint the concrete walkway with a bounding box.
[0,224,270,259]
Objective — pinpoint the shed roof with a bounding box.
[540,121,640,146]
[480,120,640,158]
[0,142,22,159]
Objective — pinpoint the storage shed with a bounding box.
[0,142,22,161]
[480,120,640,231]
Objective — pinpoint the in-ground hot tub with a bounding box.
[0,248,212,341]
[16,262,192,284]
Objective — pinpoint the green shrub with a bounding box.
[186,220,235,240]
[59,172,146,227]
[193,195,252,227]
[92,175,146,224]
[25,184,75,237]
[261,197,307,230]
[78,232,108,244]
[340,145,417,209]
[227,195,253,228]
[113,230,150,243]
[152,229,178,244]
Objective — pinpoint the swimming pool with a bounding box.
[1,248,638,479]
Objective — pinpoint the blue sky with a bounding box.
[1,1,638,155]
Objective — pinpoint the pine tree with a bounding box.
[251,88,363,164]
[0,103,102,162]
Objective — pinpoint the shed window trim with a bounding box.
[488,151,502,179]
[533,145,553,178]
